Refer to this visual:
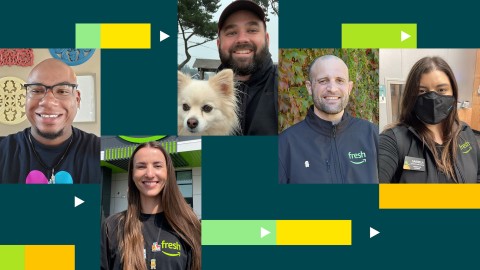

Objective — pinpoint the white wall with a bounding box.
[192,167,202,220]
[379,49,476,131]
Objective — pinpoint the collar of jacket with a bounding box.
[404,121,467,147]
[305,105,352,136]
[217,53,274,87]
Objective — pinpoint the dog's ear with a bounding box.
[209,69,234,96]
[178,71,191,92]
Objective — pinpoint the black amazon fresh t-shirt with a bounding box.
[101,211,191,270]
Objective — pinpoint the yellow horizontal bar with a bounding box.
[379,184,480,209]
[100,23,150,49]
[276,220,351,245]
[25,245,74,270]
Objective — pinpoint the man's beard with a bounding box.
[312,90,349,115]
[219,41,270,76]
[34,126,64,140]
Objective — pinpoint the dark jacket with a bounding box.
[218,57,278,135]
[278,106,379,184]
[379,123,480,183]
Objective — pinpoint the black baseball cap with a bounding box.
[218,0,266,33]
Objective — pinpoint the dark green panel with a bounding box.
[0,185,100,270]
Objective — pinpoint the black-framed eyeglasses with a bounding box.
[24,83,78,100]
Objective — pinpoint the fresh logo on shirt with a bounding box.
[161,240,182,257]
[348,151,366,165]
[459,141,472,154]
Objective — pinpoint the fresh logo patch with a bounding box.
[348,151,366,165]
[161,240,182,257]
[459,141,473,154]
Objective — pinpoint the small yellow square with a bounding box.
[25,245,75,270]
[276,220,351,245]
[101,23,151,49]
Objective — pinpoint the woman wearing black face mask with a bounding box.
[379,56,480,183]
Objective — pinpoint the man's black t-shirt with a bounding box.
[101,211,191,270]
[0,127,100,183]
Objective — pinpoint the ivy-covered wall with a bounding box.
[278,48,379,133]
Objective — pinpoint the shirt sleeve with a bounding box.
[378,129,400,183]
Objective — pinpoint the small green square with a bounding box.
[75,23,100,48]
[0,245,25,270]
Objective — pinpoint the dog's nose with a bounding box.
[187,118,198,129]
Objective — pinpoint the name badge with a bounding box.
[403,156,425,171]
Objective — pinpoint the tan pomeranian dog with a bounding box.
[178,69,240,135]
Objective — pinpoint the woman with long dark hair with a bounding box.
[101,141,201,269]
[379,56,480,183]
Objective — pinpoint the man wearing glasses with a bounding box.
[0,58,100,184]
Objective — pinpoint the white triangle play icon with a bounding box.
[160,31,170,42]
[74,196,84,208]
[260,227,270,238]
[401,31,411,42]
[370,227,380,238]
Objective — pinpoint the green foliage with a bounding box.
[278,49,379,132]
[252,0,279,18]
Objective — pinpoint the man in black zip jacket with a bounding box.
[217,0,277,135]
[279,55,378,184]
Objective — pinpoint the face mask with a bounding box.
[413,91,455,125]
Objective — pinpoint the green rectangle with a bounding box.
[202,220,276,245]
[0,245,25,270]
[76,23,101,48]
[342,24,416,48]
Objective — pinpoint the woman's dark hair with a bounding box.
[398,56,460,181]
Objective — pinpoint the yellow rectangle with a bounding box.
[379,184,480,209]
[25,245,75,270]
[100,23,150,49]
[276,220,351,245]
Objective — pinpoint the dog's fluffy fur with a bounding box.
[178,69,240,136]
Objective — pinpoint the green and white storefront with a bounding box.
[100,136,202,220]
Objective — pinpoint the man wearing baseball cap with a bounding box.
[217,0,278,135]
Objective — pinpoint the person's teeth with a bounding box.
[40,114,59,118]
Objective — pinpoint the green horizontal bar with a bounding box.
[202,220,276,245]
[342,23,417,48]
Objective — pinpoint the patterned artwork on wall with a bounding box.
[0,49,34,66]
[49,49,96,66]
[0,77,27,125]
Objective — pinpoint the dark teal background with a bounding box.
[203,137,480,269]
[0,185,100,269]
[1,0,480,269]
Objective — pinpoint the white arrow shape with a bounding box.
[260,227,270,238]
[370,227,380,238]
[160,31,170,42]
[401,31,411,42]
[74,196,84,208]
